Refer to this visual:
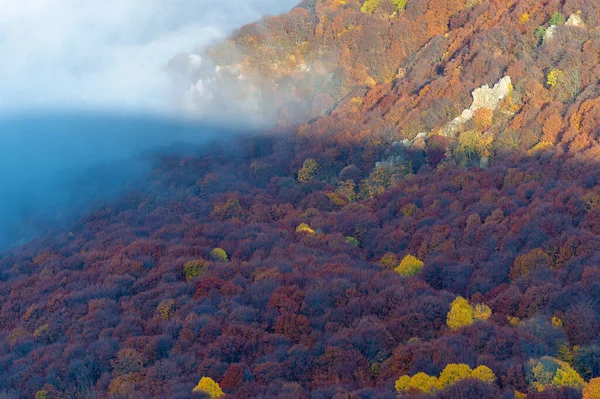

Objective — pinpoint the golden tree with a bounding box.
[394,254,424,277]
[193,377,224,398]
[472,365,496,384]
[296,223,316,235]
[526,356,586,392]
[438,363,473,388]
[446,296,474,329]
[583,378,600,399]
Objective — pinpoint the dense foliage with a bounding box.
[3,0,600,398]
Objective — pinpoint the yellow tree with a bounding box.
[407,372,439,393]
[472,365,496,384]
[395,372,439,394]
[526,356,586,392]
[394,254,424,277]
[211,248,228,262]
[446,296,474,329]
[296,223,316,234]
[438,364,473,388]
[193,377,224,399]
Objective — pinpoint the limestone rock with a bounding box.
[543,25,558,42]
[440,76,512,137]
[566,13,585,27]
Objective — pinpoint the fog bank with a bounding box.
[0,0,300,249]
[0,0,298,114]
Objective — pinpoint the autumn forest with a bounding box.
[3,0,600,398]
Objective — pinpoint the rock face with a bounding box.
[566,13,585,27]
[440,76,512,137]
[543,25,558,42]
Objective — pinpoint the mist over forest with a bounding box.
[0,0,297,247]
[3,0,600,398]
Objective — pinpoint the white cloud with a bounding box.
[0,0,298,114]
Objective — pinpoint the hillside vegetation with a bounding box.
[3,0,600,398]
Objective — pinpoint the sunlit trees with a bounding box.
[395,364,497,394]
[394,254,424,277]
[446,296,491,329]
[193,377,224,398]
[526,356,586,392]
[361,0,381,14]
[296,223,316,234]
[547,69,563,87]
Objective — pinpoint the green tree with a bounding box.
[345,236,360,246]
[360,0,381,13]
[549,11,566,25]
[392,0,407,11]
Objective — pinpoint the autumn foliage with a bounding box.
[2,0,600,397]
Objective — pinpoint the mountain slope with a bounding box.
[2,1,600,398]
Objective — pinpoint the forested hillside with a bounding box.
[3,0,600,398]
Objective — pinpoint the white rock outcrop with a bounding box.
[543,25,558,42]
[566,13,585,27]
[440,76,512,137]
